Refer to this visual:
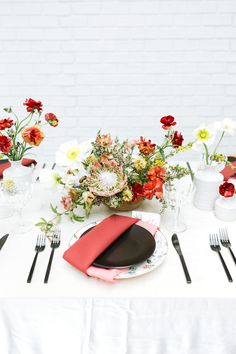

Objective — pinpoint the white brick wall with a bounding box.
[1,0,236,162]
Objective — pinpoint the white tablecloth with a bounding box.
[0,181,236,353]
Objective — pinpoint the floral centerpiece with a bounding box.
[37,116,193,232]
[0,98,59,161]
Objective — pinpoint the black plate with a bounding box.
[81,224,156,269]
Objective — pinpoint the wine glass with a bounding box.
[163,176,195,233]
[4,179,33,234]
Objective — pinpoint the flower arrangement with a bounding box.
[193,118,236,165]
[219,181,235,198]
[0,98,59,161]
[37,116,193,232]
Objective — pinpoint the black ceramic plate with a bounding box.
[81,224,156,269]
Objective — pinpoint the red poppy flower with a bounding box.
[0,135,12,153]
[160,115,176,130]
[143,178,164,200]
[172,131,184,148]
[137,136,156,155]
[45,113,59,127]
[132,183,144,201]
[148,166,166,181]
[23,98,43,112]
[22,125,44,146]
[0,118,13,130]
[219,182,235,198]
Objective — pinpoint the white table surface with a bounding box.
[1,182,236,299]
[1,165,236,354]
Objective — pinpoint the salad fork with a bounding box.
[27,234,46,283]
[209,233,233,282]
[219,228,236,265]
[44,230,61,284]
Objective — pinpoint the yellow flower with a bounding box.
[133,158,147,171]
[122,188,133,202]
[193,125,215,146]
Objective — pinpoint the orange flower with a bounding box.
[148,166,166,181]
[95,134,112,147]
[22,125,44,146]
[137,137,156,155]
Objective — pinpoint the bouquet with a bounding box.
[37,115,193,232]
[0,98,59,161]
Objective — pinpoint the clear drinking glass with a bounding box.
[163,177,195,233]
[6,180,33,234]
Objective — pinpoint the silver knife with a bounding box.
[0,234,9,250]
[172,233,192,284]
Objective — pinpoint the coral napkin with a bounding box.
[63,214,139,274]
[63,214,159,282]
[221,156,236,180]
[0,158,37,178]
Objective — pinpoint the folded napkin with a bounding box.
[0,158,37,178]
[221,156,236,180]
[63,214,159,283]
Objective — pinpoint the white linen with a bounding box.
[0,298,236,354]
[0,177,236,353]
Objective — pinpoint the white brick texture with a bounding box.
[0,0,236,162]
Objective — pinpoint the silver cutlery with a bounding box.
[0,234,9,251]
[209,233,233,282]
[219,228,236,265]
[51,163,56,170]
[44,230,61,284]
[27,234,46,283]
[172,233,192,284]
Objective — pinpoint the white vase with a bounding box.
[214,196,236,222]
[3,160,33,184]
[193,165,224,211]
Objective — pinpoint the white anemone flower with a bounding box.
[39,169,62,189]
[193,124,216,146]
[55,140,92,168]
[214,118,236,136]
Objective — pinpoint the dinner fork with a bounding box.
[27,234,46,283]
[44,230,61,283]
[219,228,236,265]
[209,233,233,282]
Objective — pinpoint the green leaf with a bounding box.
[50,203,59,214]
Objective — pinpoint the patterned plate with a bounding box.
[69,221,168,279]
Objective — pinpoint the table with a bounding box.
[0,182,236,353]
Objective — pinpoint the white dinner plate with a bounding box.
[69,221,168,279]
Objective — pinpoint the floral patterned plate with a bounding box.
[70,221,168,279]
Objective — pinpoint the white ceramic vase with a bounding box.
[214,196,236,222]
[193,165,224,211]
[3,160,33,184]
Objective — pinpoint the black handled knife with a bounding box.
[172,233,192,284]
[0,234,9,250]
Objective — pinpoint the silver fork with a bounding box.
[44,229,61,283]
[209,233,233,282]
[219,228,236,265]
[27,234,46,283]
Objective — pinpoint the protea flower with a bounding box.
[87,166,127,197]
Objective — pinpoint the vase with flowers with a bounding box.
[36,115,193,233]
[214,181,236,221]
[0,98,59,183]
[192,119,236,210]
